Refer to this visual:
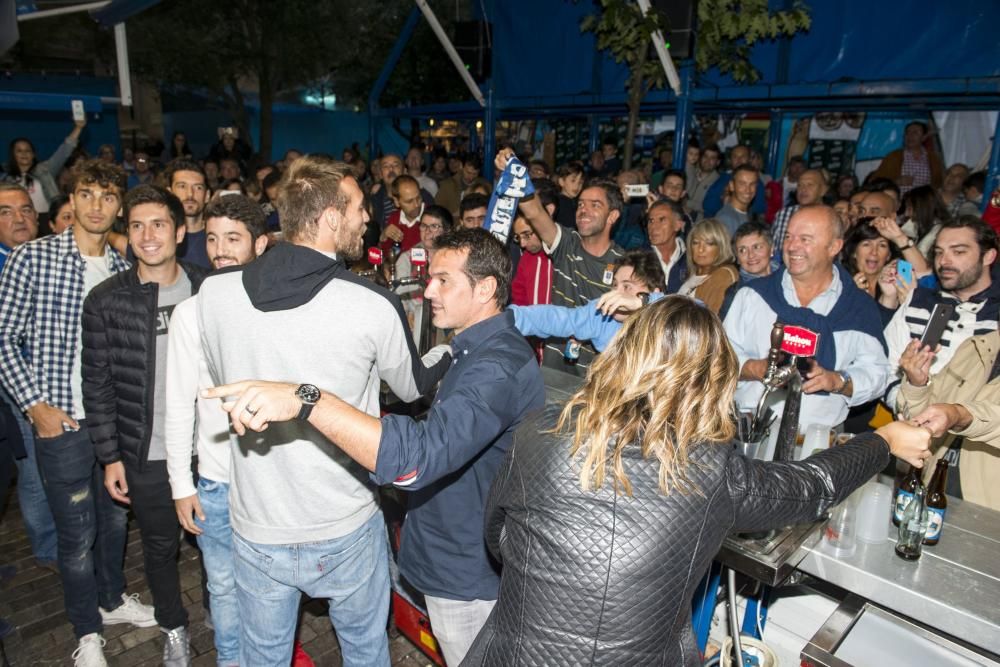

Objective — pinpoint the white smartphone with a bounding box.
[71,100,85,122]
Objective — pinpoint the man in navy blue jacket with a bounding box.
[204,228,545,667]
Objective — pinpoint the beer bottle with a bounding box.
[895,481,928,561]
[923,459,949,546]
[893,465,920,527]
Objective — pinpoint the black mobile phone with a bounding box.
[919,303,955,349]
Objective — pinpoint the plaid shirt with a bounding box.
[900,149,932,195]
[770,204,800,258]
[0,229,129,416]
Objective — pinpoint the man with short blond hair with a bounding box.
[197,156,449,666]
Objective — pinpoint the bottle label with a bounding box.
[894,489,913,523]
[925,507,945,541]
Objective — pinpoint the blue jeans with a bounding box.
[233,511,391,667]
[34,422,129,638]
[0,389,57,563]
[194,477,239,666]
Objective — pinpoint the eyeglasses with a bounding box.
[0,206,38,221]
[420,223,444,232]
[512,230,537,243]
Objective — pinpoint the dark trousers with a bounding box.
[124,459,188,630]
[34,423,128,638]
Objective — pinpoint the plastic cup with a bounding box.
[856,478,892,545]
[800,424,833,460]
[823,488,861,557]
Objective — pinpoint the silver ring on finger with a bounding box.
[245,405,258,416]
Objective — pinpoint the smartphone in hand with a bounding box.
[897,259,913,284]
[919,303,955,349]
[71,100,85,122]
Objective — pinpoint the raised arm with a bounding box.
[495,149,558,247]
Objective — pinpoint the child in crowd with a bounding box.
[510,250,666,352]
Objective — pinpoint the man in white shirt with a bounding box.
[164,195,267,666]
[724,205,891,431]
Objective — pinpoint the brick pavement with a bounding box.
[0,490,432,666]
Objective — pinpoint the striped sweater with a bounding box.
[884,280,1000,408]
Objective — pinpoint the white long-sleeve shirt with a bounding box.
[164,295,232,499]
[723,269,891,429]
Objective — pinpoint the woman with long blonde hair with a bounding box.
[463,296,931,666]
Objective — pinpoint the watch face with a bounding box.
[296,384,321,404]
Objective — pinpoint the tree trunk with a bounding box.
[224,76,253,153]
[258,64,274,161]
[623,45,649,171]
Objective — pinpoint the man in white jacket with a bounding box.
[163,195,267,666]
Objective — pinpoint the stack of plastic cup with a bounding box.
[855,478,892,545]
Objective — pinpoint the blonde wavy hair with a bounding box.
[556,296,739,496]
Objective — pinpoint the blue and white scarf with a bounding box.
[484,157,535,244]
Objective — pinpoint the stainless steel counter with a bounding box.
[796,496,1000,655]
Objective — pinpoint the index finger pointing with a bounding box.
[202,382,249,400]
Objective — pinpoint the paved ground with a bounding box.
[0,490,432,666]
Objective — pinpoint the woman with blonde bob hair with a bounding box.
[678,218,739,314]
[463,296,931,667]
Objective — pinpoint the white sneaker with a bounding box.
[72,633,107,667]
[162,626,192,667]
[99,592,157,628]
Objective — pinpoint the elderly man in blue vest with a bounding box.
[723,205,891,432]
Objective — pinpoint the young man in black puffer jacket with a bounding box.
[82,185,207,667]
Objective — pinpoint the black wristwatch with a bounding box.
[295,384,321,420]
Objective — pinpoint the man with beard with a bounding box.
[495,148,624,375]
[165,160,211,269]
[195,157,450,666]
[885,216,999,408]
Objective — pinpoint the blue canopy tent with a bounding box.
[370,0,1000,202]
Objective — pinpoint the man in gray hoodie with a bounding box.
[196,156,450,667]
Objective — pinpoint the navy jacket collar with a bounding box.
[451,310,515,355]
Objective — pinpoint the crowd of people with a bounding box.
[0,115,995,666]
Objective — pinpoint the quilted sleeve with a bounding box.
[726,433,890,533]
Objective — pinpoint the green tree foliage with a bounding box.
[696,0,812,83]
[582,0,811,169]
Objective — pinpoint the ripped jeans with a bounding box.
[34,422,129,638]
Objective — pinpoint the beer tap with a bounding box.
[749,321,809,462]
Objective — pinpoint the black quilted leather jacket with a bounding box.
[462,405,890,666]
